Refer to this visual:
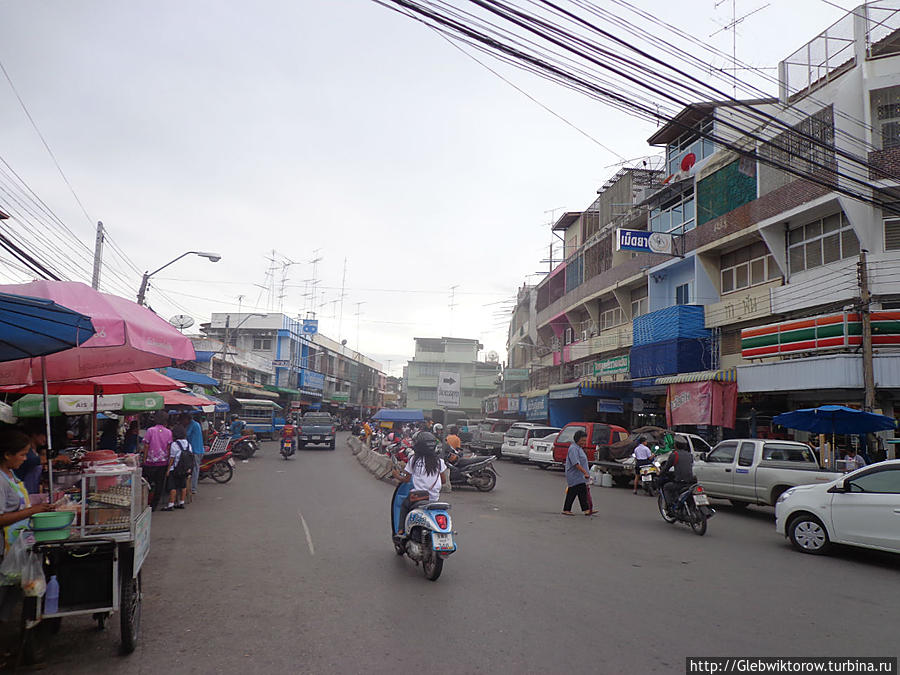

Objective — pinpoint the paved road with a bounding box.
[40,432,899,674]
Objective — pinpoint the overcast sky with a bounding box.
[0,0,846,375]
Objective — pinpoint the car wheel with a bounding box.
[729,500,749,509]
[788,514,831,555]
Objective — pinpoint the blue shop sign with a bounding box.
[549,386,580,400]
[526,395,549,420]
[299,369,325,391]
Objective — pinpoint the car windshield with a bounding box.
[557,425,586,444]
[507,427,528,439]
[530,428,559,439]
[302,415,332,423]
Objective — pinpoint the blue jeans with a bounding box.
[191,453,204,493]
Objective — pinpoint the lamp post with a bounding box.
[136,250,222,306]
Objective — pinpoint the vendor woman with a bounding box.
[0,428,52,548]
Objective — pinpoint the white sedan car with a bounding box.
[528,433,559,469]
[775,459,900,555]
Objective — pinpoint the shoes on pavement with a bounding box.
[584,510,597,516]
[174,504,185,510]
[561,511,574,516]
[161,506,173,512]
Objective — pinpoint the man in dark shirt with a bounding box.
[659,448,695,513]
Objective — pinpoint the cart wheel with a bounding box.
[120,571,142,654]
[93,612,108,630]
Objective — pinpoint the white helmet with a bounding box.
[433,423,444,435]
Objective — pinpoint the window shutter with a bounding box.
[885,218,900,251]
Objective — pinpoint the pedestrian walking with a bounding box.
[181,413,205,495]
[141,412,172,511]
[163,425,192,511]
[562,430,595,516]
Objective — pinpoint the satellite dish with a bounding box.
[486,350,499,363]
[169,315,195,330]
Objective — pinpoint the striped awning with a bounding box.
[655,368,737,385]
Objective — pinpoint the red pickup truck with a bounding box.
[552,422,630,463]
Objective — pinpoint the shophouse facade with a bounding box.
[521,6,900,445]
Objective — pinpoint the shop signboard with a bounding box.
[483,396,499,414]
[740,311,900,359]
[504,368,529,381]
[593,355,630,376]
[504,396,520,414]
[272,359,290,368]
[331,393,350,403]
[437,371,461,407]
[302,319,319,335]
[549,386,580,400]
[666,381,737,428]
[615,228,673,255]
[526,395,549,420]
[299,369,325,391]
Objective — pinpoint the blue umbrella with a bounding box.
[773,405,896,435]
[0,291,95,362]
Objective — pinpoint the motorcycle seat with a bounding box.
[455,456,487,468]
[421,502,451,511]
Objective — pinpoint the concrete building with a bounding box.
[202,313,385,417]
[519,4,900,446]
[405,337,499,416]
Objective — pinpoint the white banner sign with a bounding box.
[436,371,461,407]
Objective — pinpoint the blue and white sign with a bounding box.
[526,395,549,420]
[302,319,319,335]
[299,369,325,391]
[615,229,673,255]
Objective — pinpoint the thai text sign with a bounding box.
[594,355,629,376]
[615,228,673,255]
[437,371,460,407]
[666,381,737,428]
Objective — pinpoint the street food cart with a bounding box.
[23,461,150,654]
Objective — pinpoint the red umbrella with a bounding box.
[0,369,184,395]
[162,390,215,408]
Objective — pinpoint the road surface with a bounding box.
[40,432,900,673]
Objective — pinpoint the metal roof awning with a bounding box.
[162,366,218,387]
[228,385,279,399]
[655,368,737,385]
[523,389,550,399]
[264,384,303,396]
[235,398,282,410]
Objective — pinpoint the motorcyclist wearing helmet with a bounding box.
[391,432,448,533]
[658,440,695,514]
[432,423,444,439]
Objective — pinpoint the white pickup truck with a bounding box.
[694,439,838,508]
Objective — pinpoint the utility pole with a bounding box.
[858,250,876,412]
[91,221,104,290]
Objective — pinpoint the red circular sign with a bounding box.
[681,153,697,172]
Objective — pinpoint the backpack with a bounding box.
[174,441,194,477]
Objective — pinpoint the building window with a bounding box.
[666,117,715,176]
[788,212,859,275]
[886,217,900,251]
[415,389,436,402]
[259,374,269,386]
[650,191,695,234]
[720,241,780,294]
[417,362,440,377]
[600,307,625,330]
[871,87,900,150]
[252,338,272,351]
[675,283,691,305]
[630,296,648,319]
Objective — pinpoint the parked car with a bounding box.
[501,423,560,461]
[528,432,559,469]
[694,439,837,508]
[775,459,900,555]
[298,412,337,449]
[470,419,515,455]
[552,422,629,464]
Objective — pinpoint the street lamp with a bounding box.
[136,251,222,306]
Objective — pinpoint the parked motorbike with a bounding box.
[280,436,295,460]
[208,430,259,461]
[447,454,498,492]
[657,481,713,536]
[390,477,456,581]
[198,449,236,483]
[638,463,660,496]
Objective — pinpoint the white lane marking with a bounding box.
[298,510,315,556]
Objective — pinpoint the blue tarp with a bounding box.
[162,366,218,387]
[203,395,230,413]
[372,408,425,422]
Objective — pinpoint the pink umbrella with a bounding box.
[0,369,184,395]
[0,281,195,386]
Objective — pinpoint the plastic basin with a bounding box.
[29,511,75,531]
[31,527,71,542]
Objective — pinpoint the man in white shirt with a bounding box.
[632,436,653,495]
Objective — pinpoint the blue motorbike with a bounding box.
[390,481,456,581]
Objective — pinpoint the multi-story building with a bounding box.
[201,313,384,417]
[405,337,499,416]
[383,376,402,408]
[521,5,900,445]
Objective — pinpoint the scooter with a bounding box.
[390,479,456,581]
[446,454,498,492]
[658,481,714,536]
[280,436,295,459]
[197,449,236,483]
[638,463,660,496]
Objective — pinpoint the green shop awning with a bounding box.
[264,385,303,397]
[13,393,164,418]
